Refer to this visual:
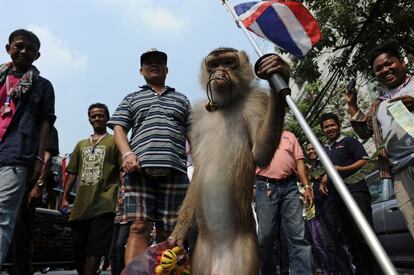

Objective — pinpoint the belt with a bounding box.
[256,174,294,184]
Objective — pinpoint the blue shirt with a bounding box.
[108,85,191,173]
[0,74,55,166]
[324,136,370,193]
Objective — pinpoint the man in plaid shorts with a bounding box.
[108,49,191,264]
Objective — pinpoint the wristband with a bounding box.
[36,155,44,163]
[303,184,311,190]
[122,151,136,160]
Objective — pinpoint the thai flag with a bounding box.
[234,1,322,58]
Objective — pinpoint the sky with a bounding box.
[0,0,275,154]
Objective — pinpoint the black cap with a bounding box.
[140,48,167,66]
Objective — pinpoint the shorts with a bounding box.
[121,169,189,231]
[71,213,115,257]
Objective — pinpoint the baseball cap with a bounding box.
[140,48,167,66]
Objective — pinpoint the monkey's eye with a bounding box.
[206,61,219,72]
[223,58,239,69]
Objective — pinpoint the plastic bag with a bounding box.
[121,240,190,275]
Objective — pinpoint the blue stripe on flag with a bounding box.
[256,6,303,57]
[234,2,256,16]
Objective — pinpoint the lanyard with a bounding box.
[0,75,14,117]
[89,133,107,153]
[379,75,413,101]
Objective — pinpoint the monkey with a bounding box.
[170,47,289,275]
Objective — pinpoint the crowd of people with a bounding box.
[0,28,413,275]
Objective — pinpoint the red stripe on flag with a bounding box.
[241,1,273,28]
[283,1,322,45]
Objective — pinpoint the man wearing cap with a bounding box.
[108,49,191,264]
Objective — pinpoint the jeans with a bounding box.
[12,192,36,275]
[306,216,335,275]
[0,165,28,266]
[255,177,312,275]
[336,191,382,275]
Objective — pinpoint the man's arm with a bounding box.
[114,125,140,173]
[59,173,77,210]
[32,119,50,182]
[345,88,375,139]
[296,158,314,208]
[335,159,368,173]
[27,150,53,206]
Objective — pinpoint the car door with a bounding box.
[368,177,388,248]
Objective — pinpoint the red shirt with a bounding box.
[0,74,20,141]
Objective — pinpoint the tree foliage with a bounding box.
[295,0,414,83]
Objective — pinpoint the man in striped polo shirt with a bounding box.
[108,49,191,264]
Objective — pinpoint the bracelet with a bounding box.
[122,151,135,160]
[36,155,44,163]
[303,184,311,190]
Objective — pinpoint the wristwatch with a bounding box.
[36,179,45,187]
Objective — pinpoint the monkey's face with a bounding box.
[201,48,254,109]
[205,51,239,91]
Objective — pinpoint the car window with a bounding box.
[365,171,385,204]
[368,180,384,204]
[384,179,396,200]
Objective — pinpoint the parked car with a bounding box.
[367,173,414,268]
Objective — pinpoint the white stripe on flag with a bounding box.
[249,21,268,41]
[271,3,312,56]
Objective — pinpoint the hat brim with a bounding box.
[140,51,167,66]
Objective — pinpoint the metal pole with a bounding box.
[221,1,397,274]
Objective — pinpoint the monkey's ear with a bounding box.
[238,51,250,66]
[238,50,255,83]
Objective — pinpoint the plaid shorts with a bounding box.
[121,169,189,231]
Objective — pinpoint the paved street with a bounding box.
[2,268,414,274]
[33,272,110,275]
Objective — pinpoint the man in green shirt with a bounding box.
[60,103,121,275]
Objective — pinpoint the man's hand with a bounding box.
[344,87,358,105]
[122,154,140,173]
[27,185,43,207]
[344,88,360,116]
[31,159,43,182]
[303,187,314,209]
[319,174,329,195]
[389,95,414,111]
[60,196,69,211]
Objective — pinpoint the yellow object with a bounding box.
[154,246,190,275]
[154,265,164,275]
[160,249,177,270]
[305,203,316,220]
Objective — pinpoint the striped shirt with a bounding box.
[108,85,191,173]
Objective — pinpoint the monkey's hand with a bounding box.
[169,222,188,247]
[255,54,290,83]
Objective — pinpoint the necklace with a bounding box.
[0,75,14,117]
[89,133,107,153]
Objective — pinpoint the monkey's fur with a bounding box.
[171,48,288,275]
